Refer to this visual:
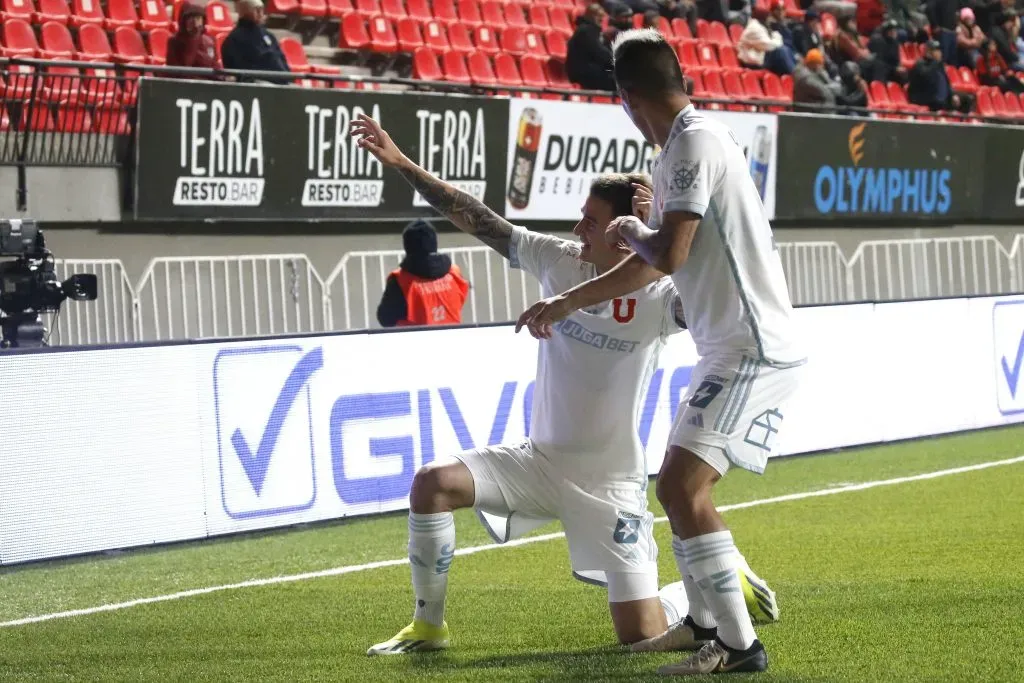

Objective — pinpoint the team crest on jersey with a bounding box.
[613,512,641,544]
[672,160,699,191]
[612,297,636,323]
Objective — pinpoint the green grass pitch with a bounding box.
[0,426,1023,682]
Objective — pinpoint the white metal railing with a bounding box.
[12,235,1024,346]
[324,246,544,330]
[134,255,329,341]
[46,259,137,346]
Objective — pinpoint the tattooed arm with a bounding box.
[350,113,512,259]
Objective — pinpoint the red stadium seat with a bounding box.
[456,0,481,26]
[0,107,9,132]
[406,0,431,21]
[783,0,802,20]
[214,30,226,58]
[729,22,743,43]
[279,36,311,71]
[1001,90,1023,119]
[380,0,405,19]
[780,73,793,97]
[327,0,354,17]
[1,19,39,57]
[548,7,571,35]
[886,81,924,114]
[722,70,752,109]
[56,104,91,132]
[677,41,700,72]
[480,0,503,27]
[205,1,233,33]
[955,66,979,94]
[528,4,548,29]
[820,11,836,39]
[447,22,474,55]
[354,0,379,17]
[33,0,70,24]
[422,19,450,51]
[493,51,521,84]
[740,70,765,98]
[3,64,33,98]
[413,45,442,78]
[868,79,892,111]
[300,0,329,18]
[41,65,81,101]
[80,66,120,104]
[40,20,78,59]
[466,50,496,84]
[501,26,527,54]
[898,42,916,69]
[74,21,112,59]
[432,0,458,24]
[340,13,370,48]
[543,56,570,88]
[369,15,397,51]
[696,41,719,68]
[148,27,170,63]
[396,16,423,51]
[138,0,171,28]
[717,43,741,72]
[519,53,547,87]
[504,2,526,27]
[93,106,129,134]
[695,17,708,36]
[544,28,566,59]
[69,0,104,27]
[702,20,729,45]
[474,25,499,54]
[975,87,995,116]
[112,26,149,62]
[105,0,139,29]
[1,0,34,22]
[761,70,786,99]
[702,70,726,109]
[671,17,695,43]
[524,28,545,55]
[1018,91,1024,114]
[441,49,471,82]
[21,103,56,132]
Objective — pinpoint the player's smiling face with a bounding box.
[573,195,627,268]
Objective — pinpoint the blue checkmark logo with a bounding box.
[213,345,323,519]
[993,300,1024,416]
[230,346,324,494]
[1001,330,1024,400]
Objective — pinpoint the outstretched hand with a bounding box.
[349,113,407,167]
[632,182,653,223]
[515,295,574,340]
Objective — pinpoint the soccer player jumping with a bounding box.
[517,30,807,676]
[350,114,779,657]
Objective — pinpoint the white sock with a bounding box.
[672,535,717,629]
[658,581,690,626]
[679,531,757,650]
[408,511,455,627]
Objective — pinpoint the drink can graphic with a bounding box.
[749,124,772,201]
[507,107,543,210]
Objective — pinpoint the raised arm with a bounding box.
[350,114,513,258]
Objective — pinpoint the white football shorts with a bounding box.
[452,441,658,593]
[669,353,806,475]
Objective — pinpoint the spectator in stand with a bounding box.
[793,48,842,110]
[166,1,219,76]
[567,4,616,91]
[792,9,824,55]
[977,37,1024,91]
[738,10,796,74]
[837,59,870,113]
[908,39,974,111]
[376,220,469,328]
[765,0,796,49]
[868,18,907,83]
[835,15,872,66]
[888,0,929,39]
[926,0,959,63]
[855,0,885,36]
[991,10,1024,69]
[221,0,292,84]
[957,7,987,66]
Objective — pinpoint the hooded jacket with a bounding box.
[376,221,467,327]
[166,2,219,73]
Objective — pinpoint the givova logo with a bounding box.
[993,299,1024,416]
[213,345,323,519]
[813,123,951,215]
[174,97,265,207]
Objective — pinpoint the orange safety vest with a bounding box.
[391,264,469,327]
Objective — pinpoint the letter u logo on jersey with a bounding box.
[612,298,636,323]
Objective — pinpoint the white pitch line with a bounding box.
[3,454,1023,629]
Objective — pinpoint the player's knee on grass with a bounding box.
[607,571,666,644]
[409,461,476,514]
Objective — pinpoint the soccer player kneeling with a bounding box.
[349,114,779,657]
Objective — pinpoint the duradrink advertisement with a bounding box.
[504,98,779,221]
[0,296,1023,565]
[774,114,986,221]
[133,78,509,221]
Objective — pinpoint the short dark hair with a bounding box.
[589,173,653,219]
[612,29,687,99]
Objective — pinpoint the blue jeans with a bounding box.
[764,46,796,75]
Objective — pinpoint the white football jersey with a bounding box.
[510,227,685,483]
[649,104,803,366]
